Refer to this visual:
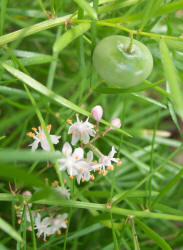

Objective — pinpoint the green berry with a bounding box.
[93,35,153,88]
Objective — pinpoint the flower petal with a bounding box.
[40,138,50,151]
[29,140,39,151]
[108,146,116,158]
[62,142,72,156]
[50,135,61,144]
[71,132,80,145]
[87,151,93,162]
[73,147,84,160]
[82,130,90,144]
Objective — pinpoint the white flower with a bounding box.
[47,214,68,235]
[55,186,70,200]
[58,142,88,177]
[76,151,99,184]
[34,213,68,239]
[98,146,118,171]
[27,124,61,151]
[68,116,96,145]
[34,213,52,239]
[75,151,92,184]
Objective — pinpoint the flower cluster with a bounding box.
[15,190,69,241]
[27,105,122,184]
[23,105,122,241]
[34,213,68,240]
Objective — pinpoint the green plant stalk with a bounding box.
[1,15,183,47]
[147,109,159,209]
[0,0,8,36]
[0,14,71,46]
[27,204,37,250]
[1,194,183,222]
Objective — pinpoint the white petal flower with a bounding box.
[76,164,91,184]
[98,146,118,171]
[47,214,68,235]
[34,213,68,238]
[58,142,86,177]
[34,213,52,239]
[68,116,96,145]
[76,151,97,184]
[27,125,61,151]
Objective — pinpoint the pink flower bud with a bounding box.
[110,118,121,129]
[22,191,32,197]
[91,105,103,121]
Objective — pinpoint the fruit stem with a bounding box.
[126,33,134,53]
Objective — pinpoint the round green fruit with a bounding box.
[93,35,153,88]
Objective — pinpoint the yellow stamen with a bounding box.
[47,124,51,131]
[98,170,103,175]
[81,178,85,182]
[103,170,108,176]
[18,219,21,224]
[91,174,95,180]
[69,176,74,180]
[64,179,67,183]
[93,160,98,163]
[32,127,37,131]
[43,238,47,242]
[65,220,68,224]
[71,130,75,135]
[75,156,79,160]
[96,168,99,171]
[39,133,43,139]
[67,119,72,124]
[45,178,48,182]
[57,230,61,235]
[76,113,79,117]
[80,168,83,171]
[27,132,35,138]
[14,204,19,210]
[52,180,59,186]
[108,165,114,171]
[116,161,122,167]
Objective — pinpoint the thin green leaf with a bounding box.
[0,14,71,46]
[160,39,183,119]
[73,0,97,19]
[140,0,154,31]
[135,218,172,250]
[53,23,91,53]
[98,0,139,14]
[0,163,45,187]
[0,0,8,35]
[132,93,167,109]
[0,149,62,162]
[6,55,56,67]
[94,80,164,94]
[152,167,183,207]
[0,217,23,242]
